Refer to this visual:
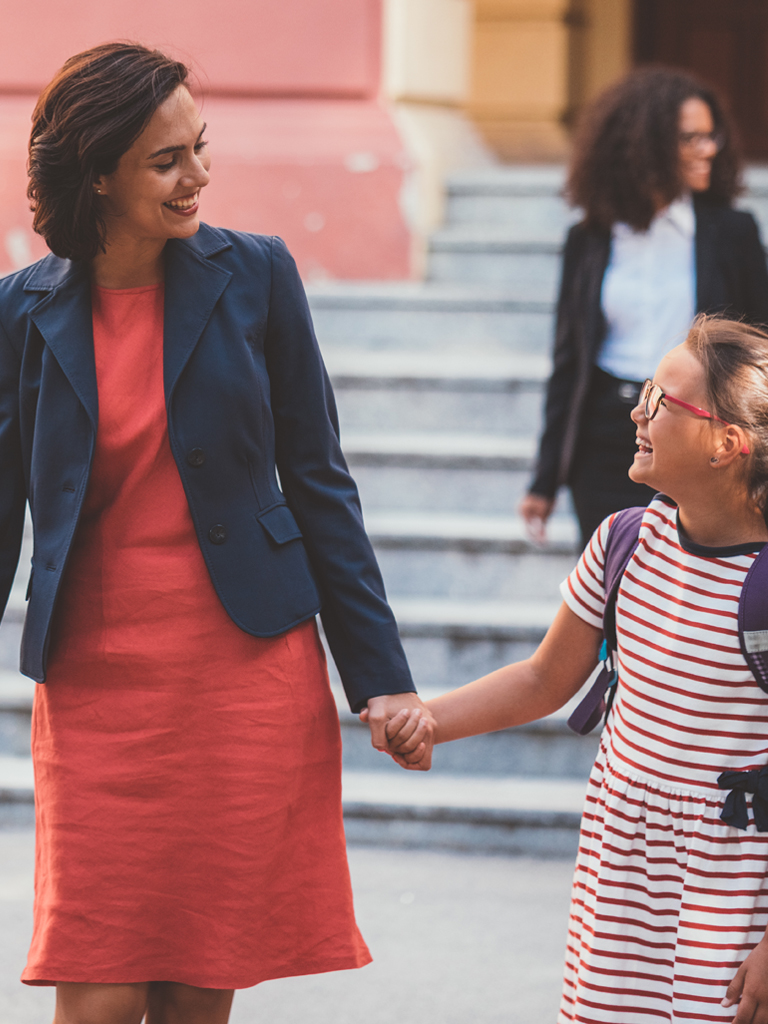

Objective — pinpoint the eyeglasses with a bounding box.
[639,379,750,454]
[678,130,724,153]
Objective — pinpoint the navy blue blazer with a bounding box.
[0,224,415,712]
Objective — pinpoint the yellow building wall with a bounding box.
[570,0,632,110]
[467,0,632,161]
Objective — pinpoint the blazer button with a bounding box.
[187,448,205,467]
[208,524,227,545]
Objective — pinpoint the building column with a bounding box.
[382,0,496,272]
[569,0,632,112]
[464,0,632,162]
[467,0,571,161]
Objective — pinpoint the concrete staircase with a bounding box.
[308,165,594,853]
[3,166,768,852]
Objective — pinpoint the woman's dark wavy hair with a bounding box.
[567,66,742,232]
[28,42,189,261]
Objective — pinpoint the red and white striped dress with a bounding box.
[559,496,768,1023]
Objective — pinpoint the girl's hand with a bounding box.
[723,935,768,1022]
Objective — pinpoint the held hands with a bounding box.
[360,693,436,771]
[723,935,768,1023]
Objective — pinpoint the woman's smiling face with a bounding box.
[95,85,211,247]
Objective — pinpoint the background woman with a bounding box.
[521,67,768,549]
[0,43,433,1024]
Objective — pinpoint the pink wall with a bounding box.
[0,0,382,97]
[0,0,412,279]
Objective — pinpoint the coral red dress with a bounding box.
[23,283,370,988]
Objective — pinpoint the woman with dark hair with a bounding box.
[520,66,768,549]
[0,42,434,1024]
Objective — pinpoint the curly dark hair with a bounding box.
[567,66,742,232]
[28,42,189,262]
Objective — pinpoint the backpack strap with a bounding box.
[567,504,645,736]
[739,544,768,695]
[718,544,768,828]
[602,505,647,652]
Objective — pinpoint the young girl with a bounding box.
[385,314,768,1023]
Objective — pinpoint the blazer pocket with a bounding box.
[256,504,303,545]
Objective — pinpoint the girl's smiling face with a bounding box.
[629,344,725,495]
[94,85,211,248]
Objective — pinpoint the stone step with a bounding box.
[0,661,599,782]
[390,597,559,641]
[0,754,33,802]
[364,510,577,553]
[368,511,575,604]
[0,752,586,853]
[0,656,592,722]
[342,768,585,854]
[735,166,768,242]
[324,348,550,386]
[0,753,587,821]
[427,232,560,297]
[344,429,542,516]
[0,712,599,784]
[447,166,567,195]
[328,348,548,439]
[351,463,534,515]
[342,770,584,823]
[307,283,554,353]
[377,547,572,603]
[337,388,544,439]
[0,670,31,709]
[442,165,768,246]
[2,516,574,620]
[342,431,534,470]
[444,166,574,239]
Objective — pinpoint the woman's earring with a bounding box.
[710,456,719,464]
[95,188,102,194]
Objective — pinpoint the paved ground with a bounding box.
[0,830,574,1024]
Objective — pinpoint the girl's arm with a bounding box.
[386,602,602,754]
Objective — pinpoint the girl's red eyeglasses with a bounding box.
[639,379,750,454]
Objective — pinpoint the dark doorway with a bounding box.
[634,0,768,159]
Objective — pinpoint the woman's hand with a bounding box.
[519,493,555,545]
[360,694,436,770]
[723,935,768,1022]
[385,708,430,765]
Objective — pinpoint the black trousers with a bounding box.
[568,368,656,550]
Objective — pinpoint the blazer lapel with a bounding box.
[26,258,98,430]
[582,229,611,363]
[162,232,233,402]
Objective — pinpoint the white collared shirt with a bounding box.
[596,194,696,382]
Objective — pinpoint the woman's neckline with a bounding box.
[92,283,163,294]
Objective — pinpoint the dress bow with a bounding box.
[717,766,768,831]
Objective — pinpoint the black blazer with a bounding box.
[530,197,768,498]
[0,224,415,712]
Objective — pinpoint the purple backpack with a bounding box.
[567,501,768,736]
